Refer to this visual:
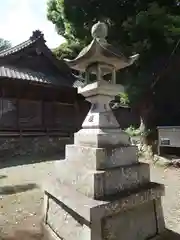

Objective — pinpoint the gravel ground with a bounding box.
[0,156,180,239]
[0,156,58,240]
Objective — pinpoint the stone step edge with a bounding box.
[65,144,138,170]
[43,179,164,223]
[54,161,150,199]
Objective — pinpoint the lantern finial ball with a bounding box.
[91,21,108,39]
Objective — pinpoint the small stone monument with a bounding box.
[43,22,165,240]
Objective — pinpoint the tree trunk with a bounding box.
[138,101,153,144]
[139,115,146,132]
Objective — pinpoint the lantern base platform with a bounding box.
[43,178,165,240]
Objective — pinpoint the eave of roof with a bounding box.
[65,38,139,72]
[0,65,67,86]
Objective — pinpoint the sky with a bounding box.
[0,0,65,49]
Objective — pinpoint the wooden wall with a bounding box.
[0,79,81,135]
[0,98,77,133]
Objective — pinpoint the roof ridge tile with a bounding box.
[0,39,34,57]
[0,29,44,57]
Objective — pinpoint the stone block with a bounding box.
[78,81,124,98]
[103,163,150,197]
[74,128,130,148]
[102,200,157,240]
[66,144,138,170]
[82,106,120,130]
[43,180,165,240]
[46,197,90,240]
[154,198,165,234]
[55,160,150,199]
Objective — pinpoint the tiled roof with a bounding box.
[0,39,34,57]
[0,30,76,87]
[0,30,44,57]
[0,65,61,85]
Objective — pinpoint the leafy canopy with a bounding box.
[0,38,11,52]
[47,0,180,48]
[47,0,180,106]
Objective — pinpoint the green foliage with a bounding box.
[53,40,85,60]
[47,1,180,47]
[47,0,180,107]
[125,126,151,137]
[125,126,142,137]
[118,92,130,105]
[0,38,11,52]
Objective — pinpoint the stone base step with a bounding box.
[55,159,150,199]
[43,179,165,240]
[65,144,138,170]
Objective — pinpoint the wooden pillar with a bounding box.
[41,100,45,131]
[17,99,20,130]
[16,85,21,133]
[0,87,4,126]
[1,87,4,116]
[74,100,80,130]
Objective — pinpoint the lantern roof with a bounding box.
[65,21,139,73]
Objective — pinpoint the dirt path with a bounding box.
[0,158,180,239]
[0,157,57,239]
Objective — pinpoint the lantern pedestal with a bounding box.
[43,81,165,240]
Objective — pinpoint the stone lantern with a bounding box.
[43,22,165,240]
[65,21,139,147]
